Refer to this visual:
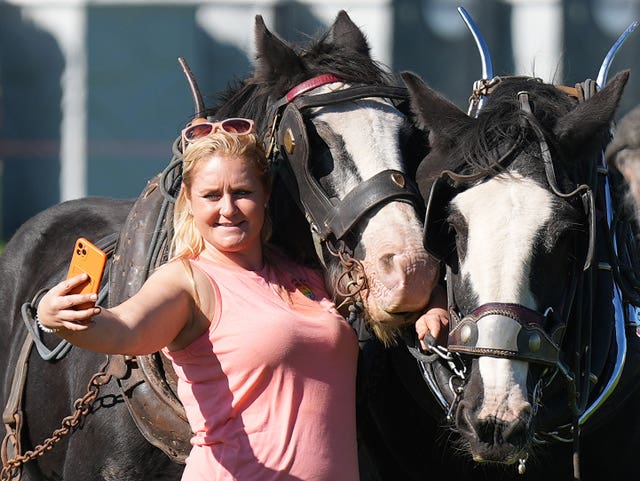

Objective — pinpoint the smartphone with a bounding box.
[66,237,107,310]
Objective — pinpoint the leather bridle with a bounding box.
[419,84,596,367]
[264,75,424,248]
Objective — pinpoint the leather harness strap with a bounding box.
[447,303,564,365]
[469,75,582,106]
[269,75,422,244]
[555,84,581,98]
[1,336,32,481]
[285,74,341,102]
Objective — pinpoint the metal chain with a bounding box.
[0,358,113,481]
[325,240,367,303]
[415,343,467,423]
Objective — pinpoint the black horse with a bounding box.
[1,11,438,481]
[0,198,189,480]
[384,69,640,480]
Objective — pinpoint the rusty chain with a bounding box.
[1,357,113,481]
[325,239,367,307]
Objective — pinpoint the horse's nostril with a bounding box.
[476,419,501,445]
[455,401,476,438]
[502,417,529,447]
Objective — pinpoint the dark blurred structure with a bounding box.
[1,0,639,241]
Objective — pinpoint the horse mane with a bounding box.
[450,78,580,180]
[210,25,394,134]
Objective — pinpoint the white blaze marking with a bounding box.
[453,173,554,307]
[317,98,407,183]
[453,173,555,422]
[477,357,530,423]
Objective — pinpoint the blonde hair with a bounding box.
[170,130,271,260]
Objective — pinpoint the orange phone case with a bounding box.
[66,237,107,310]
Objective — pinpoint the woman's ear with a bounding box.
[182,183,193,213]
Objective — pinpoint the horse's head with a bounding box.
[606,104,640,227]
[403,70,628,465]
[214,12,439,343]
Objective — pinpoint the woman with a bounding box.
[37,118,447,480]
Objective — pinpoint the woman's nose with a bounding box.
[219,194,237,216]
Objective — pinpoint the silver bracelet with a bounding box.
[35,314,60,334]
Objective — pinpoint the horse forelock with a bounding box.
[449,79,577,180]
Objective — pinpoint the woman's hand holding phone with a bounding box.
[66,238,107,309]
[36,238,106,332]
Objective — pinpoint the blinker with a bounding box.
[271,82,422,242]
[423,176,459,263]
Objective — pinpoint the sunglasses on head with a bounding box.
[181,118,255,147]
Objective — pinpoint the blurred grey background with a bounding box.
[1,0,639,242]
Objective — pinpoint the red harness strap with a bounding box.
[285,74,341,102]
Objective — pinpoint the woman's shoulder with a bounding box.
[147,258,199,289]
[152,258,190,275]
[126,259,197,317]
[150,257,217,317]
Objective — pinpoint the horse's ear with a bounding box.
[254,15,305,82]
[328,10,370,57]
[401,71,473,149]
[553,70,630,150]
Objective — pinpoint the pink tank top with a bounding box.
[162,253,359,481]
